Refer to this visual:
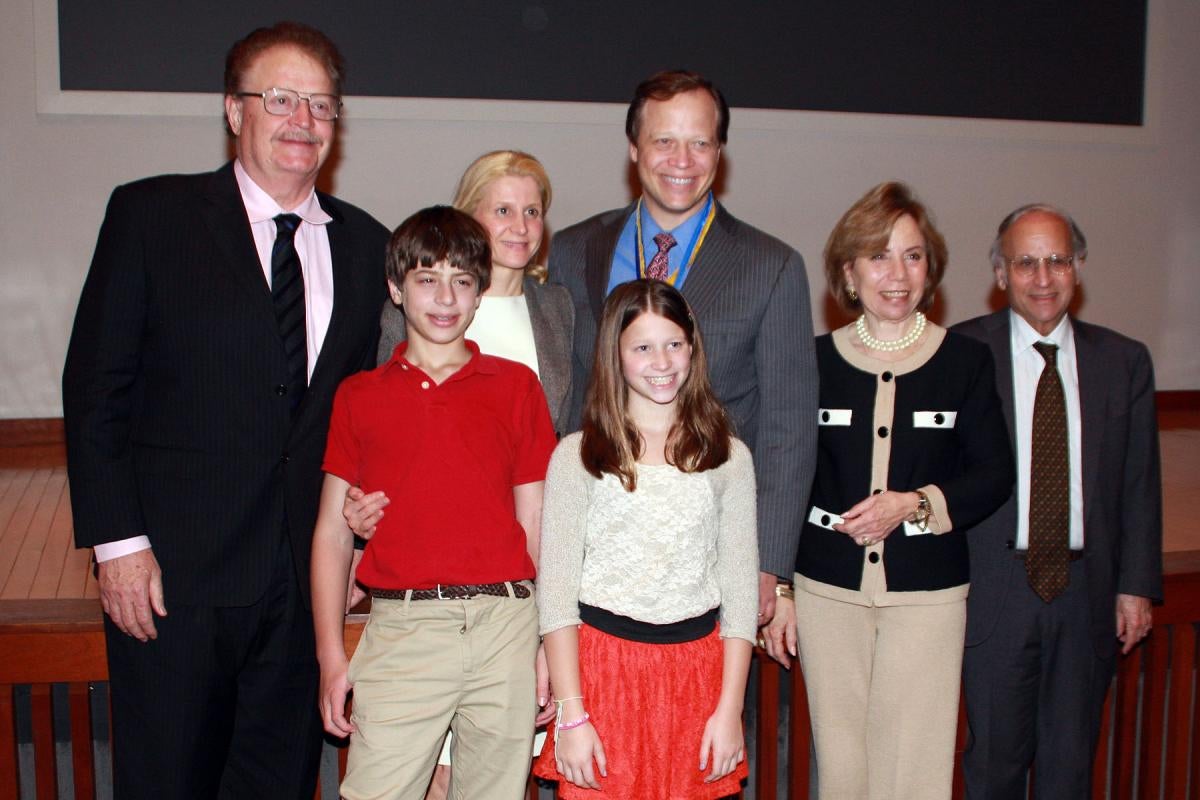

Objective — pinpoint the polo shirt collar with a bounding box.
[383,339,498,380]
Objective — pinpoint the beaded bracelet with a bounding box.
[553,695,585,732]
[557,712,591,731]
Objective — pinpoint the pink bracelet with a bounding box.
[556,712,591,731]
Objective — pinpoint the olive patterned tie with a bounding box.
[1027,341,1070,602]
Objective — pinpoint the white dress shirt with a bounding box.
[1010,311,1085,551]
[94,161,335,562]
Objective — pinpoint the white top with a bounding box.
[468,294,539,377]
[1010,311,1084,550]
[536,433,759,644]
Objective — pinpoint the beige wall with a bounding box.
[2,0,1197,418]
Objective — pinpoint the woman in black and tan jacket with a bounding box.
[767,182,1013,800]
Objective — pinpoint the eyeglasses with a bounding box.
[1005,253,1076,277]
[236,87,342,121]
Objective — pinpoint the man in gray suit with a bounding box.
[955,204,1162,799]
[550,70,818,625]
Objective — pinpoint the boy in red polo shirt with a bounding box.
[311,206,557,800]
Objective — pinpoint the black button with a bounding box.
[820,514,831,526]
[881,371,893,382]
[872,489,883,495]
[280,454,290,464]
[275,384,288,396]
[868,552,880,563]
[878,426,889,438]
[821,410,830,422]
[934,413,945,425]
[1005,540,1015,550]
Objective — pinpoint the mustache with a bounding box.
[276,132,323,145]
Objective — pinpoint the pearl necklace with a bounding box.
[855,311,926,352]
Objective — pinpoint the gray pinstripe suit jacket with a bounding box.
[548,201,819,576]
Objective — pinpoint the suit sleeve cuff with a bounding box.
[94,536,152,562]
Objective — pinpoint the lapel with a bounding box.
[199,164,278,338]
[583,204,633,323]
[676,202,736,318]
[1071,318,1106,521]
[523,279,570,427]
[983,310,1017,446]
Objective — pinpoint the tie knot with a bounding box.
[1033,341,1058,364]
[653,232,677,252]
[274,214,302,240]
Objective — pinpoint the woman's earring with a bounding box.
[848,286,858,302]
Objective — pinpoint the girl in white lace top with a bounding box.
[532,280,758,800]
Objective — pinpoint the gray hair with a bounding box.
[988,203,1088,269]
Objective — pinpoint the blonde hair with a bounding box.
[452,150,553,283]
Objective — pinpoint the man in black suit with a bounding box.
[550,71,818,629]
[955,205,1162,799]
[62,22,387,798]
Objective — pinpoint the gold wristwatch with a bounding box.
[913,490,932,532]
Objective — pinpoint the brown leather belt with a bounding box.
[372,582,531,601]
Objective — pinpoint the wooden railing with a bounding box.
[2,409,1196,798]
[2,551,1198,799]
[749,551,1200,799]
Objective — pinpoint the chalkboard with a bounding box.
[58,1,1146,125]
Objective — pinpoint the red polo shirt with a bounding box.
[323,341,556,589]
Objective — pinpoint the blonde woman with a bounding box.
[378,149,573,433]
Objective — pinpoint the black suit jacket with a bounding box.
[954,310,1163,654]
[549,202,819,577]
[63,163,388,606]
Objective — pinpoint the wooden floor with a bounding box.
[0,465,97,602]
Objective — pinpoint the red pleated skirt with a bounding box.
[533,624,748,799]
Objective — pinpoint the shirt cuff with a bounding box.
[94,536,152,562]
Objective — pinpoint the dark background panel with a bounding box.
[58,1,1146,125]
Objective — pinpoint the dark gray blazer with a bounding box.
[954,310,1163,655]
[548,201,819,577]
[377,277,575,436]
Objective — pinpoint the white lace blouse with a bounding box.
[536,433,759,644]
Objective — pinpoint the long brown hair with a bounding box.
[581,280,731,491]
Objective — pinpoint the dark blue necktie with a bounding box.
[272,214,307,409]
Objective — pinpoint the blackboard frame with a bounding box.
[34,0,1160,150]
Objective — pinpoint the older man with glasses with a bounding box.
[953,204,1163,799]
[62,21,388,799]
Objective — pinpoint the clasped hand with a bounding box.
[833,490,920,546]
